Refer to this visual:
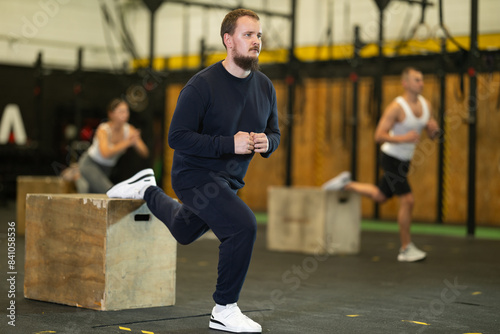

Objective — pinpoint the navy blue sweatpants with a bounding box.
[143,178,257,305]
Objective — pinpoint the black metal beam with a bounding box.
[285,0,297,186]
[437,37,446,224]
[350,25,364,181]
[373,2,385,219]
[143,0,164,12]
[149,10,156,69]
[374,0,391,11]
[74,48,84,136]
[467,0,479,236]
[34,52,43,143]
[162,0,291,19]
[141,0,163,69]
[394,0,433,5]
[162,50,500,84]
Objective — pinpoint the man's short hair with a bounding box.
[401,67,422,80]
[220,8,260,49]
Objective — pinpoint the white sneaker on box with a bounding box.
[322,171,351,191]
[106,168,156,200]
[209,303,262,333]
[397,242,427,262]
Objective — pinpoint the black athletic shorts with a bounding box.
[377,152,412,199]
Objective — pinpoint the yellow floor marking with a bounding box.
[119,327,132,331]
[142,331,155,334]
[346,315,360,317]
[386,242,396,250]
[34,331,57,334]
[402,320,430,325]
[471,291,482,295]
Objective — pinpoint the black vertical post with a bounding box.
[149,11,155,69]
[373,1,386,219]
[437,38,446,224]
[34,52,43,143]
[142,0,163,166]
[142,0,163,69]
[351,76,359,181]
[74,48,83,137]
[33,52,44,169]
[467,0,478,236]
[200,38,206,70]
[350,25,363,181]
[285,0,297,186]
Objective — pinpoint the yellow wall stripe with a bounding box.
[132,33,500,71]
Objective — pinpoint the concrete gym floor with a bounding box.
[1,200,499,334]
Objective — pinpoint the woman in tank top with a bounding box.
[77,98,149,193]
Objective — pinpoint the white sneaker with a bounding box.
[397,242,427,262]
[106,168,156,200]
[322,171,351,191]
[209,303,262,333]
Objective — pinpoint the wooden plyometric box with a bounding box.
[24,194,176,311]
[267,187,361,255]
[17,176,76,236]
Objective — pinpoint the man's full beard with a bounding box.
[233,52,260,72]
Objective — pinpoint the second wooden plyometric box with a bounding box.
[267,187,361,255]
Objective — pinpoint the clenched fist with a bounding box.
[250,132,268,153]
[234,131,254,154]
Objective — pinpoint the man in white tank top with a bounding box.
[323,67,440,262]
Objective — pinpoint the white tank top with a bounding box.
[87,123,130,166]
[381,95,430,161]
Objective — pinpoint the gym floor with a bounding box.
[1,200,499,334]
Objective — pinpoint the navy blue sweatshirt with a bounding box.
[168,61,281,190]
